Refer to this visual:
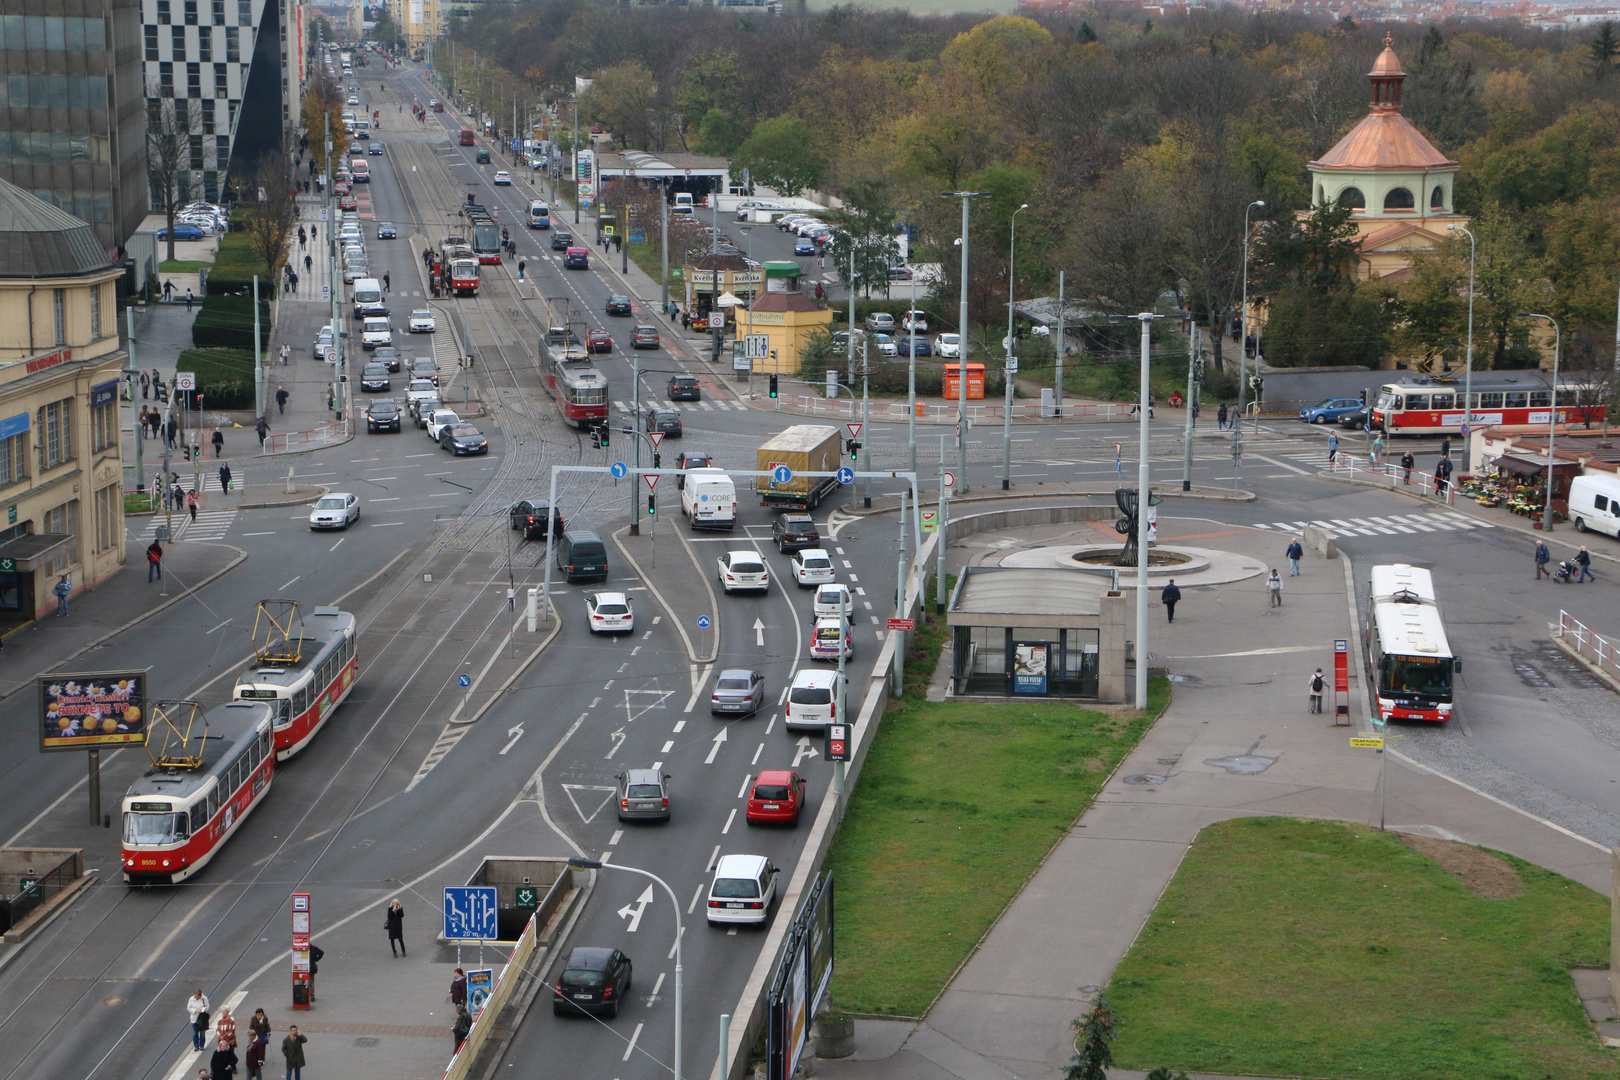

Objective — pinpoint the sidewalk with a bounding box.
[817,518,1613,1080]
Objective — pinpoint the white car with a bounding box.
[492,170,512,185]
[360,317,392,350]
[309,492,360,530]
[706,853,777,926]
[901,310,928,334]
[789,548,836,587]
[314,325,335,360]
[717,550,769,593]
[425,409,460,441]
[810,615,853,661]
[784,669,842,731]
[937,333,962,359]
[404,378,439,409]
[409,309,436,333]
[585,591,635,634]
[812,582,852,620]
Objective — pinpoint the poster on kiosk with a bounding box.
[292,893,313,1008]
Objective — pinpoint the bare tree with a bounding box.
[238,150,297,298]
[145,88,204,264]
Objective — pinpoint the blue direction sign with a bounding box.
[458,673,472,688]
[772,465,792,485]
[836,467,854,485]
[443,886,498,941]
[697,615,712,629]
[610,462,628,479]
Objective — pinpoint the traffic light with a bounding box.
[653,453,662,469]
[769,374,779,399]
[846,439,861,461]
[647,495,656,516]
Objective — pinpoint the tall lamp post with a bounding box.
[1447,223,1476,458]
[1114,312,1162,708]
[1237,199,1264,426]
[1001,202,1029,490]
[942,191,987,494]
[568,858,681,1080]
[1516,312,1562,533]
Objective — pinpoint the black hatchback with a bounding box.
[668,375,701,401]
[551,231,574,251]
[772,514,820,553]
[606,294,632,316]
[553,946,632,1018]
[511,499,565,539]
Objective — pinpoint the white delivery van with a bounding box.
[349,158,369,182]
[354,119,370,139]
[672,192,694,215]
[351,277,386,318]
[528,201,551,229]
[681,468,736,530]
[1569,474,1620,539]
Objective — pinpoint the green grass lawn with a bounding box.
[826,672,1167,1016]
[1108,817,1619,1080]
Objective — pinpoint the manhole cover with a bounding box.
[1123,774,1166,785]
[100,996,125,1007]
[353,1037,381,1048]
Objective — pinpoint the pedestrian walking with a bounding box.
[1285,537,1304,576]
[450,968,468,1007]
[280,342,290,365]
[1399,450,1415,483]
[298,226,306,247]
[147,539,164,581]
[307,943,323,1001]
[186,489,199,521]
[1267,569,1284,607]
[212,429,224,457]
[187,989,211,1051]
[279,1027,307,1080]
[1308,668,1325,714]
[138,407,149,438]
[1440,434,1452,459]
[255,416,269,448]
[303,254,312,274]
[1161,579,1181,623]
[276,386,288,415]
[248,1008,270,1043]
[244,1032,266,1080]
[141,371,151,398]
[218,463,232,492]
[1370,433,1386,464]
[1535,539,1551,580]
[517,259,525,281]
[215,1007,238,1050]
[1577,545,1595,583]
[163,279,176,303]
[1327,430,1338,465]
[1217,402,1228,430]
[1434,456,1453,495]
[52,574,70,616]
[288,271,298,294]
[385,899,406,956]
[166,415,179,448]
[184,288,194,311]
[209,1043,238,1080]
[149,410,162,439]
[452,1006,472,1054]
[383,271,391,292]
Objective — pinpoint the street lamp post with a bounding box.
[942,191,987,495]
[1447,223,1476,457]
[568,858,682,1080]
[1516,312,1562,532]
[571,101,580,225]
[1002,203,1029,490]
[1114,312,1162,709]
[1237,199,1264,427]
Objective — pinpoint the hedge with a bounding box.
[178,347,257,410]
[192,294,270,352]
[205,226,273,295]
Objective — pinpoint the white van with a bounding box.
[354,119,370,139]
[681,468,736,530]
[528,201,551,229]
[784,669,842,731]
[351,278,386,319]
[1569,474,1620,539]
[672,192,694,216]
[349,158,369,182]
[706,853,777,926]
[360,317,392,350]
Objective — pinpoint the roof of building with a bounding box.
[952,568,1110,618]
[0,177,112,278]
[1310,37,1457,173]
[750,291,820,313]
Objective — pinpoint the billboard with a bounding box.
[38,671,147,751]
[1013,643,1048,695]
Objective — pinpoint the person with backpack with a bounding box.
[1308,668,1326,714]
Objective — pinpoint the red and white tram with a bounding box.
[233,605,357,760]
[546,352,609,429]
[121,700,277,885]
[1370,374,1603,435]
[448,256,481,297]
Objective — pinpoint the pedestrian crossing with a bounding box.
[133,508,238,543]
[614,398,752,414]
[1249,512,1493,538]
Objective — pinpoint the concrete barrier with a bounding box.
[1304,524,1338,560]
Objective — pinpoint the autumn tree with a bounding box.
[731,116,826,197]
[238,150,297,298]
[1063,159,1176,314]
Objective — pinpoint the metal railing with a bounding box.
[760,391,1137,425]
[1557,611,1620,684]
[263,420,348,455]
[1326,455,1457,506]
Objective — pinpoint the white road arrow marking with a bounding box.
[753,618,766,646]
[792,735,820,768]
[498,723,525,755]
[705,726,728,765]
[605,727,627,760]
[618,884,655,932]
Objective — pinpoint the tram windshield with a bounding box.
[123,809,189,845]
[1378,654,1452,700]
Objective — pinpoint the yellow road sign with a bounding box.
[1350,735,1384,748]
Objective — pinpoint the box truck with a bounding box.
[756,425,841,511]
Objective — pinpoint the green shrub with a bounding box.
[205,229,271,295]
[192,295,269,351]
[179,347,257,409]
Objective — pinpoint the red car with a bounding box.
[338,195,358,211]
[334,181,352,196]
[587,329,613,354]
[745,770,807,826]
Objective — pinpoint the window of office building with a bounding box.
[157,0,170,23]
[215,134,228,166]
[189,133,203,169]
[90,283,101,341]
[38,400,72,471]
[171,23,184,55]
[203,170,217,201]
[44,500,77,573]
[52,289,64,346]
[186,62,200,97]
[158,63,173,97]
[225,25,238,61]
[145,24,158,60]
[198,26,210,60]
[214,63,227,97]
[95,483,118,553]
[92,396,115,452]
[201,97,214,133]
[0,429,27,488]
[184,0,197,24]
[238,0,250,23]
[212,0,224,23]
[0,16,107,50]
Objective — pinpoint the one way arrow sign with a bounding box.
[617,884,654,932]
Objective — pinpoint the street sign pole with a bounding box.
[894,488,907,695]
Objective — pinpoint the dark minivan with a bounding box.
[556,529,609,583]
[552,946,632,1017]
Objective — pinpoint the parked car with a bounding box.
[717,550,769,593]
[552,947,632,1017]
[772,514,820,553]
[1300,397,1365,424]
[605,295,632,316]
[440,423,489,455]
[309,492,360,530]
[789,548,836,587]
[338,195,358,211]
[644,407,682,438]
[376,221,397,238]
[706,854,777,926]
[632,325,660,350]
[668,375,701,401]
[409,309,436,333]
[313,326,335,360]
[936,333,962,359]
[511,499,564,539]
[615,768,670,822]
[586,591,635,634]
[745,770,806,826]
[710,668,765,716]
[901,310,929,334]
[887,264,914,281]
[896,337,932,357]
[869,333,898,357]
[158,223,206,241]
[365,400,402,432]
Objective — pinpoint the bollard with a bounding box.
[527,587,539,633]
[285,466,295,494]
